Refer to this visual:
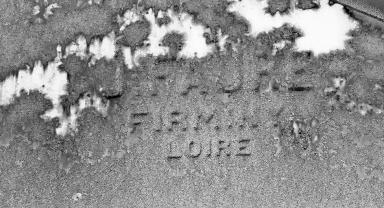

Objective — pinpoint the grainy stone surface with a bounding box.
[1,0,384,207]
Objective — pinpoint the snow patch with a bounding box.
[64,35,88,60]
[132,9,215,66]
[89,32,117,65]
[0,45,70,135]
[32,0,61,19]
[272,40,290,55]
[122,46,134,69]
[217,29,229,52]
[64,32,117,66]
[227,0,358,55]
[117,8,142,32]
[0,46,67,108]
[43,3,61,19]
[0,44,109,136]
[56,94,109,136]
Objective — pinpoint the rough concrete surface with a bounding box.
[1,0,384,207]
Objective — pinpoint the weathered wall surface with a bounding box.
[1,0,384,207]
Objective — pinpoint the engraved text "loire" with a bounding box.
[167,138,251,159]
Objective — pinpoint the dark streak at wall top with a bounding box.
[334,0,384,21]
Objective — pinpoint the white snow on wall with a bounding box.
[43,3,61,19]
[122,46,134,69]
[32,5,41,15]
[227,0,358,55]
[89,0,103,5]
[217,29,229,52]
[0,2,361,138]
[117,8,142,32]
[0,44,110,136]
[64,35,88,60]
[32,1,61,20]
[272,40,290,55]
[0,46,67,107]
[89,32,117,65]
[55,94,109,136]
[64,32,117,66]
[132,9,215,66]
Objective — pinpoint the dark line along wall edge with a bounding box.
[333,0,384,22]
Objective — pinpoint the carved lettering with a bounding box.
[164,111,187,132]
[188,140,202,158]
[166,138,251,159]
[131,112,149,126]
[206,139,213,157]
[128,107,259,133]
[236,139,251,156]
[217,140,231,157]
[151,106,163,132]
[167,141,182,159]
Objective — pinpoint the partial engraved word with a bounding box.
[167,138,251,159]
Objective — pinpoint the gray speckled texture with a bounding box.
[1,1,384,207]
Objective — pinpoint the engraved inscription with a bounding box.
[236,139,251,156]
[188,141,202,158]
[168,141,182,159]
[217,140,231,156]
[167,138,252,159]
[126,108,259,134]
